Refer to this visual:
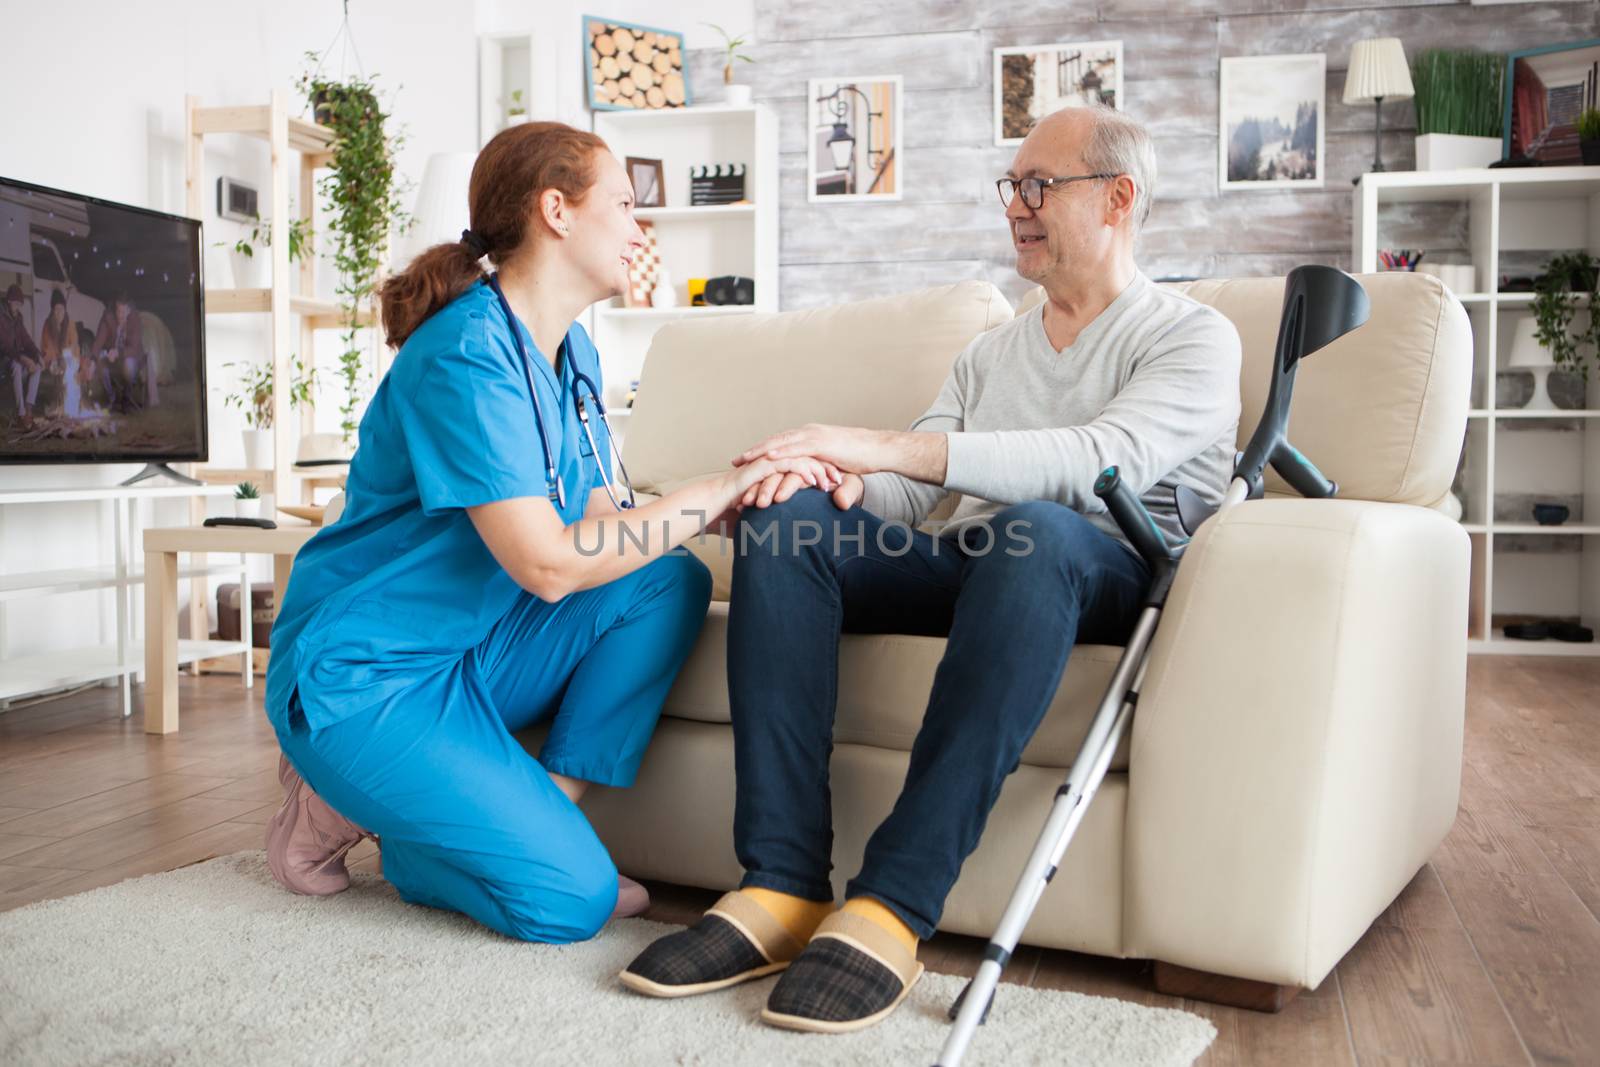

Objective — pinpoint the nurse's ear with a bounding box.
[538,189,572,238]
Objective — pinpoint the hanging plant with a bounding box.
[1532,252,1600,381]
[298,53,410,443]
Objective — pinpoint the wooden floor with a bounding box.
[1,656,1597,1065]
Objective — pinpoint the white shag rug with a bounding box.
[0,852,1214,1066]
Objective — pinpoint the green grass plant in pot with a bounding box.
[1411,48,1505,170]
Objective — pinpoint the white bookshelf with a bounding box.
[585,104,779,425]
[1355,166,1600,656]
[0,483,249,714]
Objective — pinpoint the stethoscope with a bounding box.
[488,273,636,512]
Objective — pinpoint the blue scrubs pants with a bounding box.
[273,551,711,944]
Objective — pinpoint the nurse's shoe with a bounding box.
[266,754,372,897]
[612,875,650,920]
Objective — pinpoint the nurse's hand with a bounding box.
[737,460,844,511]
[724,455,841,510]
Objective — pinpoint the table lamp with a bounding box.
[395,153,477,268]
[1508,315,1555,410]
[1343,38,1414,183]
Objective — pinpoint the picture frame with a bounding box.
[582,15,689,112]
[625,156,665,207]
[1504,39,1600,165]
[992,40,1123,148]
[1219,53,1326,190]
[807,76,904,203]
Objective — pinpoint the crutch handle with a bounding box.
[1094,466,1173,570]
[1272,439,1339,500]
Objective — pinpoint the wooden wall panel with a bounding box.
[680,1,1600,303]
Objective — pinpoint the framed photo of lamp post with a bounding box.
[993,40,1123,147]
[1220,53,1326,189]
[807,76,903,202]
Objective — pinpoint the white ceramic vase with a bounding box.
[1414,134,1502,171]
[234,497,262,520]
[241,428,273,470]
[653,266,679,308]
[724,84,753,107]
[231,248,268,290]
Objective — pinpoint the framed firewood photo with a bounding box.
[583,16,690,112]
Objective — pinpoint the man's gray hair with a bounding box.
[1079,105,1156,235]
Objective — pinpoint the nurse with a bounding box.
[262,121,839,944]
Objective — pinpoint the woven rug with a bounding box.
[0,852,1215,1066]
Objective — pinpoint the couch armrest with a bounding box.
[1123,498,1468,988]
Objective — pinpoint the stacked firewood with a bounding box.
[588,21,686,110]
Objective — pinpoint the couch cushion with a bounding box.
[1019,273,1471,507]
[621,280,1014,492]
[663,602,1130,770]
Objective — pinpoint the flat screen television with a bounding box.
[0,176,207,482]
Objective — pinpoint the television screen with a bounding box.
[0,176,207,466]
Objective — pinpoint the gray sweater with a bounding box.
[862,271,1242,548]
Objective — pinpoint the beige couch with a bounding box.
[523,272,1472,1004]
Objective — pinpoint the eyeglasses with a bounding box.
[996,173,1118,210]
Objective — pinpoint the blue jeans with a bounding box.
[728,489,1149,940]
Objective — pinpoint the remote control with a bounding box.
[203,516,278,529]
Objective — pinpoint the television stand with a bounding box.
[120,462,203,487]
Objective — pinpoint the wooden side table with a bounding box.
[143,523,319,734]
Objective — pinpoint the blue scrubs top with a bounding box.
[265,278,613,733]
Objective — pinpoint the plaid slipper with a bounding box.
[760,911,925,1033]
[619,890,804,998]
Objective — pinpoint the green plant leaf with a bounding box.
[298,55,412,444]
[1411,49,1505,138]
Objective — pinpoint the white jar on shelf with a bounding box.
[652,266,679,308]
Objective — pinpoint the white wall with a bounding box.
[0,0,476,666]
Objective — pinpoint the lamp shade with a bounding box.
[395,152,478,268]
[1508,314,1554,369]
[1342,38,1414,104]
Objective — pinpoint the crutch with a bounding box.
[935,265,1371,1067]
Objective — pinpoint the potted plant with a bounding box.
[705,23,754,106]
[234,481,262,520]
[1580,107,1600,165]
[298,56,410,445]
[506,89,527,124]
[219,216,311,290]
[1530,252,1600,384]
[223,356,315,469]
[1410,48,1505,170]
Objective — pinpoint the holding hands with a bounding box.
[731,424,886,514]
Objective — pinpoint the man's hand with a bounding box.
[733,424,886,475]
[734,424,949,487]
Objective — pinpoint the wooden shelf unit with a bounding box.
[183,90,377,636]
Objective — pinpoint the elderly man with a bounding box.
[623,105,1243,1032]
